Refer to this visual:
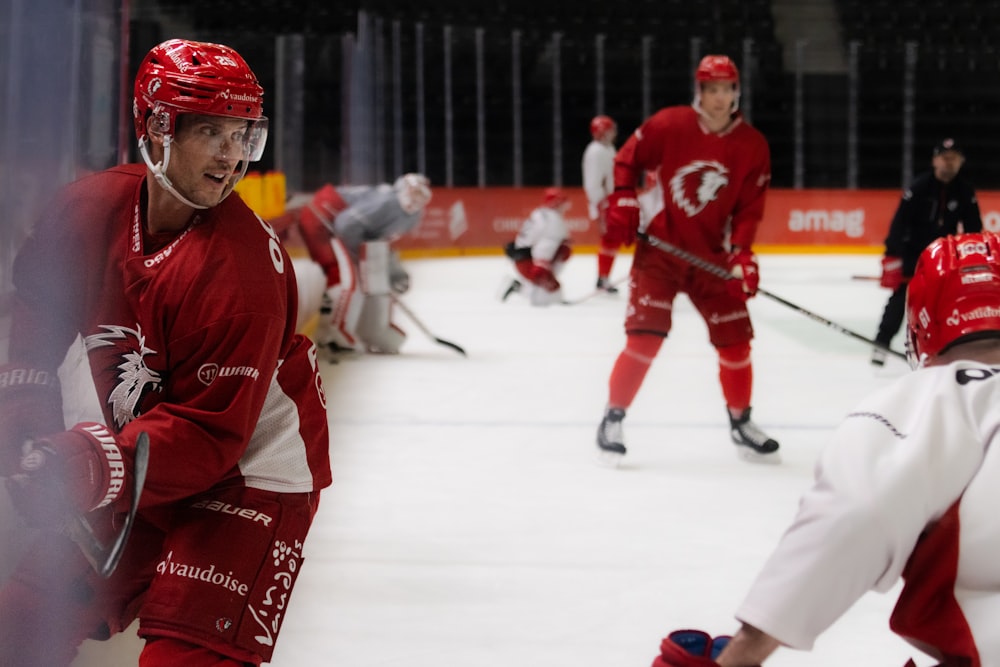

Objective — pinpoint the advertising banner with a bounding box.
[272,185,1000,256]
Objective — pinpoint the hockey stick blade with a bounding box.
[638,233,907,360]
[563,275,630,305]
[390,295,468,357]
[68,431,150,578]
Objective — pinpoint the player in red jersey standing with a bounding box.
[596,55,779,465]
[0,39,331,665]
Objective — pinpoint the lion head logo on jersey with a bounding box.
[670,160,729,217]
[85,324,163,428]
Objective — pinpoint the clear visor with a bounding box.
[244,118,268,162]
[170,113,269,162]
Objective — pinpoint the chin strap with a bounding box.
[138,137,248,210]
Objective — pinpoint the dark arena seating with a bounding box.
[132,0,998,189]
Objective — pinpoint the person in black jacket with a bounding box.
[871,138,982,366]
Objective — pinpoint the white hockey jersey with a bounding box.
[735,360,1000,665]
[581,139,615,220]
[514,206,569,265]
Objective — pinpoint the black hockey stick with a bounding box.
[67,431,150,577]
[390,295,468,357]
[639,233,907,360]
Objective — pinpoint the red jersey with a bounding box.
[614,105,771,260]
[10,164,331,509]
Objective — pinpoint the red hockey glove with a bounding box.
[6,422,127,525]
[652,629,739,667]
[726,248,760,300]
[604,187,641,247]
[880,255,904,290]
[0,363,64,475]
[530,262,561,292]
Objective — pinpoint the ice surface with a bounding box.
[70,252,934,666]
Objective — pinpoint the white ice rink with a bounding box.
[66,252,937,666]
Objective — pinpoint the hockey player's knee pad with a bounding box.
[716,341,751,366]
[365,324,406,354]
[317,285,362,348]
[291,258,327,335]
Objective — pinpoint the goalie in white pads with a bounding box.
[290,174,432,355]
[501,187,573,306]
[647,232,1000,667]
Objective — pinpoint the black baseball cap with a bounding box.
[933,138,963,156]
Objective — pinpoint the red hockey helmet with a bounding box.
[589,115,616,140]
[543,187,569,209]
[695,55,740,84]
[906,232,1000,367]
[133,39,268,161]
[694,55,740,113]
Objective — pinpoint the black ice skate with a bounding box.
[728,407,781,463]
[870,346,887,367]
[596,277,619,294]
[596,407,627,466]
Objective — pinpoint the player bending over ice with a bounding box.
[285,174,432,356]
[649,231,1000,667]
[501,187,573,307]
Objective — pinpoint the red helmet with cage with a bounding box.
[133,39,268,161]
[906,232,1000,366]
[543,187,569,209]
[589,115,616,140]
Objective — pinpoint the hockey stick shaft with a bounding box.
[390,295,468,357]
[639,233,907,360]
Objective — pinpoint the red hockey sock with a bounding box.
[717,343,752,412]
[597,249,615,279]
[608,334,664,408]
[141,636,256,666]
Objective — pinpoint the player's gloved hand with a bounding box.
[651,629,736,667]
[389,252,410,293]
[5,422,127,525]
[604,187,641,246]
[390,268,410,294]
[554,242,572,264]
[726,248,760,300]
[0,363,64,476]
[596,198,610,233]
[530,262,560,292]
[880,255,904,290]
